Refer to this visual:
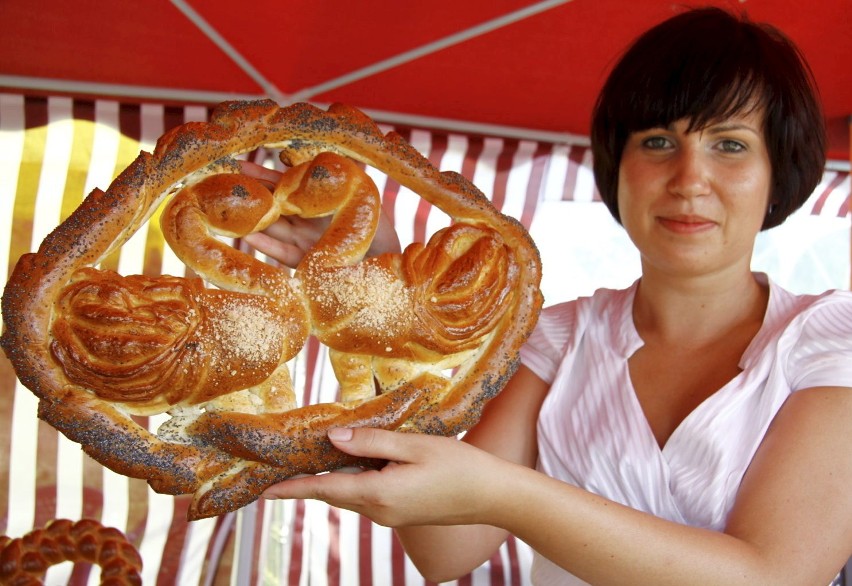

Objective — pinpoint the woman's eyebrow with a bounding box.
[704,123,761,136]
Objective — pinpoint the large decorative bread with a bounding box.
[1,101,542,520]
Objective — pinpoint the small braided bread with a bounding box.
[0,519,142,585]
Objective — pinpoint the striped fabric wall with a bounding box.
[0,93,849,585]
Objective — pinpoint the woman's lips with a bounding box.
[656,215,716,234]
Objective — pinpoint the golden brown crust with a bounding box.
[0,519,143,585]
[0,100,542,520]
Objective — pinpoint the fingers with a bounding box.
[240,160,400,261]
[368,210,402,256]
[260,428,435,502]
[261,467,375,501]
[263,214,330,249]
[242,232,305,268]
[326,427,431,464]
[239,160,283,189]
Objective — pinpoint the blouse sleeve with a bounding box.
[519,302,577,384]
[786,292,852,391]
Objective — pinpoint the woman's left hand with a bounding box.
[261,427,512,528]
[239,160,401,268]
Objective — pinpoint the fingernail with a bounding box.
[328,427,353,441]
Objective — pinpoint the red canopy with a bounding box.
[2,0,850,159]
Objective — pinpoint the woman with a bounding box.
[252,7,852,585]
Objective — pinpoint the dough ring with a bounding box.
[0,519,142,585]
[1,101,542,520]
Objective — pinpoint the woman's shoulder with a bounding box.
[760,279,852,390]
[766,279,852,333]
[537,282,637,327]
[521,283,637,381]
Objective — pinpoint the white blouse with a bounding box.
[519,274,852,585]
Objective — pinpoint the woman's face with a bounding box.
[617,109,772,280]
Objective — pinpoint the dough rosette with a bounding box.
[405,223,516,355]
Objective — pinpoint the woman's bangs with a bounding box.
[629,47,766,133]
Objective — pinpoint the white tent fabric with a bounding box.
[0,93,849,585]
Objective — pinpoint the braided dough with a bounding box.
[0,519,142,585]
[1,101,542,520]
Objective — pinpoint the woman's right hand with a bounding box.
[240,160,401,268]
[261,427,516,528]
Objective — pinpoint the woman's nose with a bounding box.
[666,148,710,199]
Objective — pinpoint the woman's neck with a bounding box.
[632,268,769,347]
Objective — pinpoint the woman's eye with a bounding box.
[718,139,746,153]
[642,136,671,150]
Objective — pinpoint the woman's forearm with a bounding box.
[486,464,793,586]
[395,524,510,583]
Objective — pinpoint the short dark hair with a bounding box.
[590,7,826,230]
